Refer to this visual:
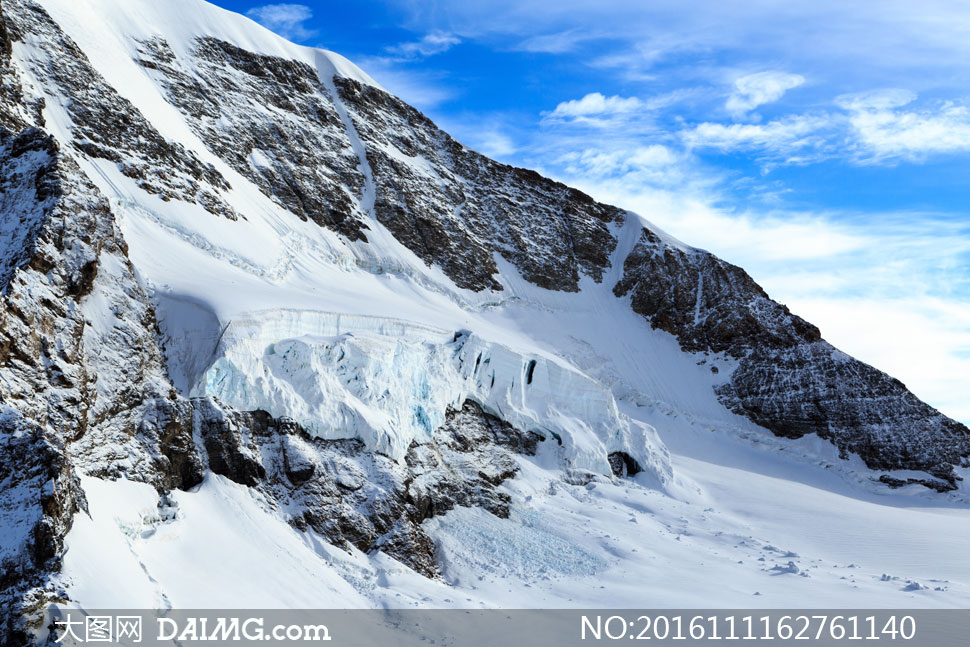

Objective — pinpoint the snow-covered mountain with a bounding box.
[1,0,969,642]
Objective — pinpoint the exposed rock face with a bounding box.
[135,37,623,292]
[4,0,236,219]
[193,400,542,577]
[135,36,367,239]
[615,228,970,489]
[719,345,970,489]
[0,0,8,58]
[0,421,83,646]
[335,78,624,292]
[0,0,31,134]
[0,111,200,642]
[614,229,822,355]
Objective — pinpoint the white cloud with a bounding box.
[853,105,970,160]
[542,91,694,130]
[246,4,316,42]
[547,92,644,119]
[683,115,828,156]
[475,131,518,158]
[586,37,690,82]
[352,56,457,109]
[726,71,805,115]
[542,94,835,167]
[836,91,970,162]
[683,88,970,166]
[835,88,916,112]
[555,145,684,186]
[387,32,461,60]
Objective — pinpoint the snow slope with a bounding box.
[61,431,970,609]
[1,0,968,624]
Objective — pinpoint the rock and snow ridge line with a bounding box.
[106,0,970,487]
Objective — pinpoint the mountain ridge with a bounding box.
[1,0,969,641]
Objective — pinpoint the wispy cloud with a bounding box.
[385,0,970,89]
[726,71,805,116]
[351,56,457,109]
[541,84,970,175]
[683,115,830,157]
[515,29,592,53]
[474,130,518,158]
[835,88,916,112]
[386,32,461,60]
[587,37,697,83]
[246,3,317,42]
[837,90,970,163]
[542,91,694,130]
[555,145,684,186]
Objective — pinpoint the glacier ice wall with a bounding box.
[193,310,671,482]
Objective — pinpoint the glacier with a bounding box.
[193,309,671,479]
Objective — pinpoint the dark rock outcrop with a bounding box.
[614,230,822,355]
[608,451,642,478]
[0,124,202,642]
[0,0,34,134]
[134,36,624,292]
[0,418,84,645]
[4,0,237,219]
[0,0,9,59]
[719,344,969,489]
[336,77,624,292]
[134,36,367,240]
[615,228,970,488]
[193,399,541,577]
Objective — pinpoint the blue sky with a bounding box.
[212,0,969,423]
